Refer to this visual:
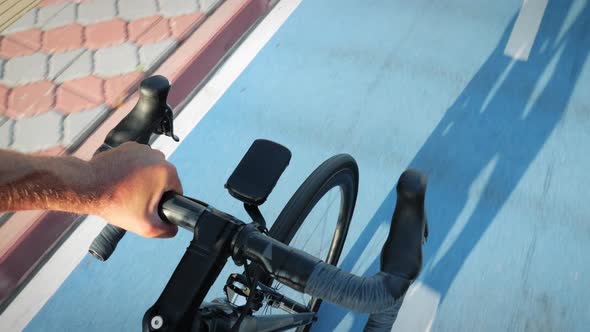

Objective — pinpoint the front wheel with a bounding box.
[267,154,359,332]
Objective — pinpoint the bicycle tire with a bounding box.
[267,154,359,332]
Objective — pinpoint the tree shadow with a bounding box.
[315,0,590,330]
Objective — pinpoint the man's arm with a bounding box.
[0,149,99,214]
[0,142,182,238]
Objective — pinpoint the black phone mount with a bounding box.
[224,139,291,232]
[224,140,291,206]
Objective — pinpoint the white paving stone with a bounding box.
[0,117,14,148]
[48,49,85,80]
[116,0,159,20]
[12,111,63,152]
[94,43,138,77]
[77,0,118,25]
[37,3,76,30]
[158,0,199,17]
[63,106,109,148]
[3,53,48,86]
[54,50,93,83]
[198,0,220,13]
[138,39,177,70]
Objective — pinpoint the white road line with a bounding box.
[392,282,441,332]
[0,0,301,330]
[504,0,548,61]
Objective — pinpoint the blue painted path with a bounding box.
[26,0,590,330]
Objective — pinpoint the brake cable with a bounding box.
[231,260,258,332]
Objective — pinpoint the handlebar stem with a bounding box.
[232,224,322,292]
[143,202,243,332]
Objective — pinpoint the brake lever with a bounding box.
[155,106,179,142]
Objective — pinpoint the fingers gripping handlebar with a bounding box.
[88,75,179,261]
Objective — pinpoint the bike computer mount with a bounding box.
[224,140,291,232]
[225,139,291,207]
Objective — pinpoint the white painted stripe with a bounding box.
[0,0,302,330]
[152,0,302,157]
[504,0,548,61]
[392,281,441,332]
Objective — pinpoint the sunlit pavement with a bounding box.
[0,0,272,312]
[0,0,218,153]
[4,0,590,330]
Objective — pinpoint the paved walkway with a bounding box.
[0,0,217,153]
[14,0,590,331]
[2,0,589,330]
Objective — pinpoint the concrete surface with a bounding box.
[18,0,590,331]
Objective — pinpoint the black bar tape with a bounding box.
[303,264,411,314]
[363,295,405,332]
[88,224,127,261]
[89,143,126,261]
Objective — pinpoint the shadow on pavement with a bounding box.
[315,0,589,330]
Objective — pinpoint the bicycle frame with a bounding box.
[93,76,426,332]
[86,76,345,332]
[142,194,320,332]
[193,301,315,332]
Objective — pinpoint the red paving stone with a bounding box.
[4,29,42,51]
[42,24,84,53]
[0,29,42,58]
[169,13,205,39]
[6,81,56,119]
[135,17,171,45]
[0,37,32,58]
[0,84,9,115]
[104,71,144,107]
[59,76,105,105]
[129,16,172,45]
[84,19,128,49]
[56,83,101,113]
[128,16,160,42]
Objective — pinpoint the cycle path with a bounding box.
[17,0,590,330]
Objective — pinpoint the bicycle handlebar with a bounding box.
[141,169,427,331]
[87,75,428,331]
[234,170,427,315]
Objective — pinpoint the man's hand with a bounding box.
[90,142,182,238]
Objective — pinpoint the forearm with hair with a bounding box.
[0,150,102,215]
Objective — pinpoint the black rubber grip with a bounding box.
[105,75,172,147]
[89,143,126,261]
[88,224,127,261]
[380,169,427,280]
